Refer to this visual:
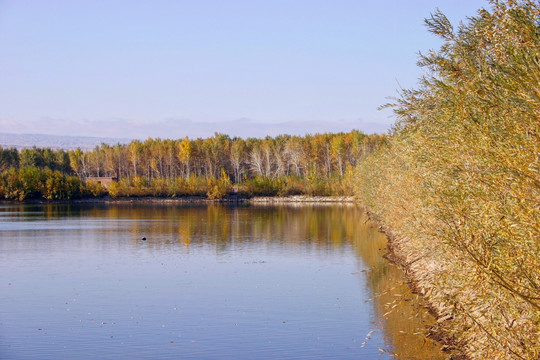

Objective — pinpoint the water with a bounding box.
[0,203,445,359]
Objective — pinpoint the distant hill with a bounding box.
[0,133,132,150]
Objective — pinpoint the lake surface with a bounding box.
[0,203,445,359]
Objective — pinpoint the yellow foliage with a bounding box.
[356,2,540,359]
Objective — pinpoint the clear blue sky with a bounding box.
[0,0,488,139]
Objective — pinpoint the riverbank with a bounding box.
[352,2,540,358]
[364,210,467,359]
[1,195,357,205]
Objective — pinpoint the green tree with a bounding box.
[0,146,19,171]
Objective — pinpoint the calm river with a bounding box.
[0,203,445,359]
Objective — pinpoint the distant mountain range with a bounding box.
[0,133,132,150]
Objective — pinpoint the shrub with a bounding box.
[356,1,540,358]
[84,180,107,198]
[243,176,280,196]
[206,169,232,199]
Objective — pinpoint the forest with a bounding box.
[0,131,385,200]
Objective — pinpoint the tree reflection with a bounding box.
[1,203,446,358]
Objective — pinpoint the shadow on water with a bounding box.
[0,202,446,359]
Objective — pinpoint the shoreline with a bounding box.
[364,209,466,359]
[0,195,358,205]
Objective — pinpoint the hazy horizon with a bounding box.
[0,117,387,140]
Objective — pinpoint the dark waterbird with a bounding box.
[142,237,146,241]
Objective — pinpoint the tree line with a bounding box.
[0,130,386,200]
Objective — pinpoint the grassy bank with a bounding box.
[355,1,539,359]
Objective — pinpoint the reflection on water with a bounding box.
[0,203,445,360]
[350,213,445,359]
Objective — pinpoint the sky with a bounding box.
[0,0,489,140]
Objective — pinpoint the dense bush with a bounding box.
[356,1,539,359]
[242,176,282,196]
[206,170,232,199]
[0,167,84,200]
